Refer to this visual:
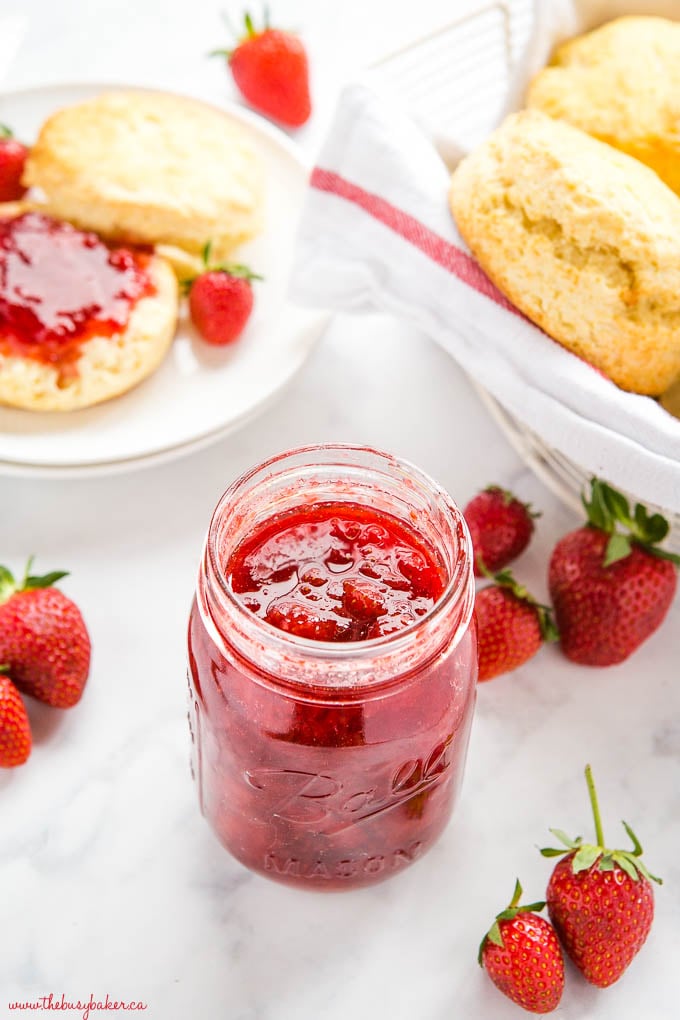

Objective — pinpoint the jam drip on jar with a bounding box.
[0,212,154,375]
[227,501,446,641]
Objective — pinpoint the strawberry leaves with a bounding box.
[182,240,262,296]
[483,484,541,518]
[478,879,547,965]
[583,478,680,567]
[484,567,559,643]
[0,559,68,604]
[540,765,662,885]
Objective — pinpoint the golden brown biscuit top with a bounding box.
[23,90,262,218]
[527,16,680,148]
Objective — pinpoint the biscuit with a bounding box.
[23,90,264,261]
[527,16,680,196]
[0,211,178,412]
[449,110,680,396]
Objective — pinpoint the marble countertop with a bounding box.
[2,2,680,1018]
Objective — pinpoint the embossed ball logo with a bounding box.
[244,738,452,832]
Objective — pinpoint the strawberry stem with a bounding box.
[509,877,522,909]
[21,555,35,589]
[585,764,605,848]
[182,241,263,295]
[484,484,541,519]
[542,766,662,884]
[0,123,13,139]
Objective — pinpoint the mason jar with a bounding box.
[187,444,477,890]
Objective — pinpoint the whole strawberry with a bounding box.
[0,559,91,709]
[475,569,557,681]
[541,764,661,988]
[465,485,538,576]
[188,242,261,346]
[549,478,679,665]
[479,879,564,1013]
[0,667,31,767]
[213,12,312,128]
[0,124,28,202]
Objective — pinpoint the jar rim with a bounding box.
[202,443,474,687]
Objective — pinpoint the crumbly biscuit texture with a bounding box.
[527,16,680,195]
[0,252,178,412]
[449,110,680,396]
[23,90,264,260]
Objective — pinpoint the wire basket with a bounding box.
[474,384,680,552]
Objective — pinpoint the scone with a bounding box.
[527,16,680,196]
[449,110,680,396]
[23,90,264,261]
[0,208,178,412]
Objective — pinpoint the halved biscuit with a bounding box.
[23,90,264,261]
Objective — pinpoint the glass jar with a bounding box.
[187,444,477,890]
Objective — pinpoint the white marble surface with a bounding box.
[2,2,680,1018]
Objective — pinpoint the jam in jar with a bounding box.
[187,445,477,890]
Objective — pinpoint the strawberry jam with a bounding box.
[0,212,154,374]
[229,502,446,642]
[187,446,478,890]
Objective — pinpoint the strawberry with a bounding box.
[213,12,312,128]
[475,569,557,681]
[265,601,352,641]
[541,764,661,988]
[464,485,539,576]
[0,559,91,709]
[0,667,31,767]
[549,478,679,665]
[341,579,385,621]
[479,879,564,1014]
[0,124,28,202]
[187,242,261,346]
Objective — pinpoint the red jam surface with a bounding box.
[188,500,478,891]
[228,502,446,642]
[0,212,154,373]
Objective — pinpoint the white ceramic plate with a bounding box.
[0,82,328,477]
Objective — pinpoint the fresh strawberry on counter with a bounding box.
[541,764,661,988]
[475,569,558,681]
[0,559,91,709]
[479,878,564,1014]
[549,479,679,665]
[464,485,539,576]
[0,666,31,768]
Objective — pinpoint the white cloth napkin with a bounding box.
[290,76,680,514]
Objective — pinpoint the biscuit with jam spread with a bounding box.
[0,207,178,412]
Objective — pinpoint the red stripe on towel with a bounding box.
[310,167,520,315]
